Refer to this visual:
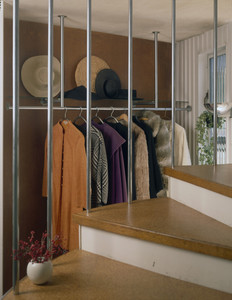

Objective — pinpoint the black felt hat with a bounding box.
[95,69,121,99]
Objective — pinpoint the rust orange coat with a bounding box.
[43,120,86,250]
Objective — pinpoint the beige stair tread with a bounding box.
[73,198,232,260]
[4,250,232,300]
[164,164,232,198]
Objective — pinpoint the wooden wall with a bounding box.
[3,18,171,293]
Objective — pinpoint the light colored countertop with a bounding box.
[4,250,232,300]
[164,164,232,198]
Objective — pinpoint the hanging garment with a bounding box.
[133,116,163,198]
[92,121,127,204]
[75,123,108,207]
[42,120,86,251]
[105,121,136,200]
[119,117,150,200]
[165,121,191,166]
[134,111,171,196]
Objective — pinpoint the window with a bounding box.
[208,50,228,164]
[209,52,226,104]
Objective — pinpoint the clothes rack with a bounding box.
[11,0,219,294]
[7,105,192,112]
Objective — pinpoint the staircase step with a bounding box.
[74,198,232,260]
[163,165,232,227]
[73,198,232,293]
[164,164,232,198]
[4,250,232,300]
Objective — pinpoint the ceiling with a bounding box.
[4,0,232,42]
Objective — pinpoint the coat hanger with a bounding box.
[73,107,87,124]
[138,116,148,121]
[162,108,171,120]
[64,108,68,119]
[117,113,128,122]
[92,108,104,124]
[61,108,70,127]
[105,107,119,123]
[63,108,69,121]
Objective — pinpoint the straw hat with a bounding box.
[21,55,61,97]
[75,56,110,93]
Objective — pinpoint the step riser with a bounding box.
[79,226,232,294]
[168,177,232,227]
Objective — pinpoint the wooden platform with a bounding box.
[73,198,232,260]
[4,250,232,300]
[164,164,232,198]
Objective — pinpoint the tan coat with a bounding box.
[119,118,150,200]
[43,121,86,250]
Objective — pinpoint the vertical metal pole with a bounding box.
[59,15,66,108]
[153,31,159,108]
[0,1,4,295]
[171,0,176,168]
[128,0,133,204]
[86,0,92,213]
[213,0,218,165]
[12,0,19,294]
[47,0,53,248]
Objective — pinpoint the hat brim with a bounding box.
[21,55,60,98]
[95,69,121,99]
[75,56,110,93]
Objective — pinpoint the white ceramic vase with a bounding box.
[27,260,53,285]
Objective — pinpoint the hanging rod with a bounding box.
[6,105,192,112]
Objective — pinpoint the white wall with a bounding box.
[176,23,232,164]
[0,0,4,297]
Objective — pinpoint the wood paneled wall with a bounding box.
[3,18,171,293]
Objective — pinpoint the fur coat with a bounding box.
[135,111,171,197]
[120,119,150,200]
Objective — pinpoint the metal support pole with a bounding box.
[47,0,53,248]
[153,31,159,108]
[12,0,19,295]
[59,15,66,108]
[171,0,176,168]
[127,0,133,204]
[86,0,92,214]
[213,0,218,165]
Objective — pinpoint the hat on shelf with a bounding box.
[21,55,61,97]
[95,69,121,99]
[75,56,110,93]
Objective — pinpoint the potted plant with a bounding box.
[13,231,66,285]
[196,111,224,165]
